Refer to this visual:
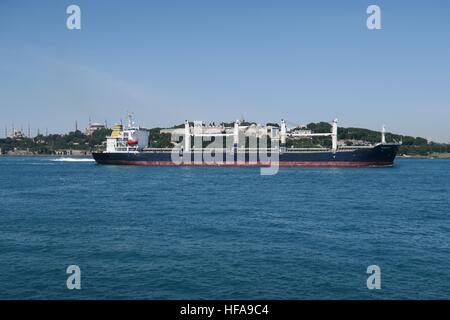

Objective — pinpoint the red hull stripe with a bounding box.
[97,160,393,167]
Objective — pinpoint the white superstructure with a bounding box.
[104,114,391,153]
[106,114,149,153]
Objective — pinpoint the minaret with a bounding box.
[75,120,78,132]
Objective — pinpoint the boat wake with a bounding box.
[51,158,95,162]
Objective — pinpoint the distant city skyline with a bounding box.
[1,0,450,142]
[3,118,108,138]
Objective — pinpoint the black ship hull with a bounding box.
[93,144,400,167]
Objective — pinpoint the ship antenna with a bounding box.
[127,112,135,128]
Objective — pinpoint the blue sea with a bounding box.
[0,156,449,299]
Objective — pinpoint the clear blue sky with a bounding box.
[1,0,449,141]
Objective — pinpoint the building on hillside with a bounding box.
[9,130,25,140]
[85,122,106,136]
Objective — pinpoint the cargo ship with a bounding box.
[92,115,400,167]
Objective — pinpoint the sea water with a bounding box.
[0,156,449,299]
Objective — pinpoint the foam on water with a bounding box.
[50,157,95,162]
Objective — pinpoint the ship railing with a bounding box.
[197,148,280,152]
[142,147,344,153]
[284,146,374,152]
[143,148,174,153]
[126,146,376,153]
[285,147,329,151]
[115,147,139,151]
[338,145,374,149]
[144,147,282,152]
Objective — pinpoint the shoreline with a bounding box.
[0,154,92,158]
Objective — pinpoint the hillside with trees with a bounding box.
[0,128,111,155]
[0,123,448,156]
[296,122,446,155]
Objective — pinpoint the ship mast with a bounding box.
[280,119,287,149]
[381,125,386,144]
[331,119,338,152]
[127,112,135,129]
[233,120,239,150]
[184,120,191,152]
